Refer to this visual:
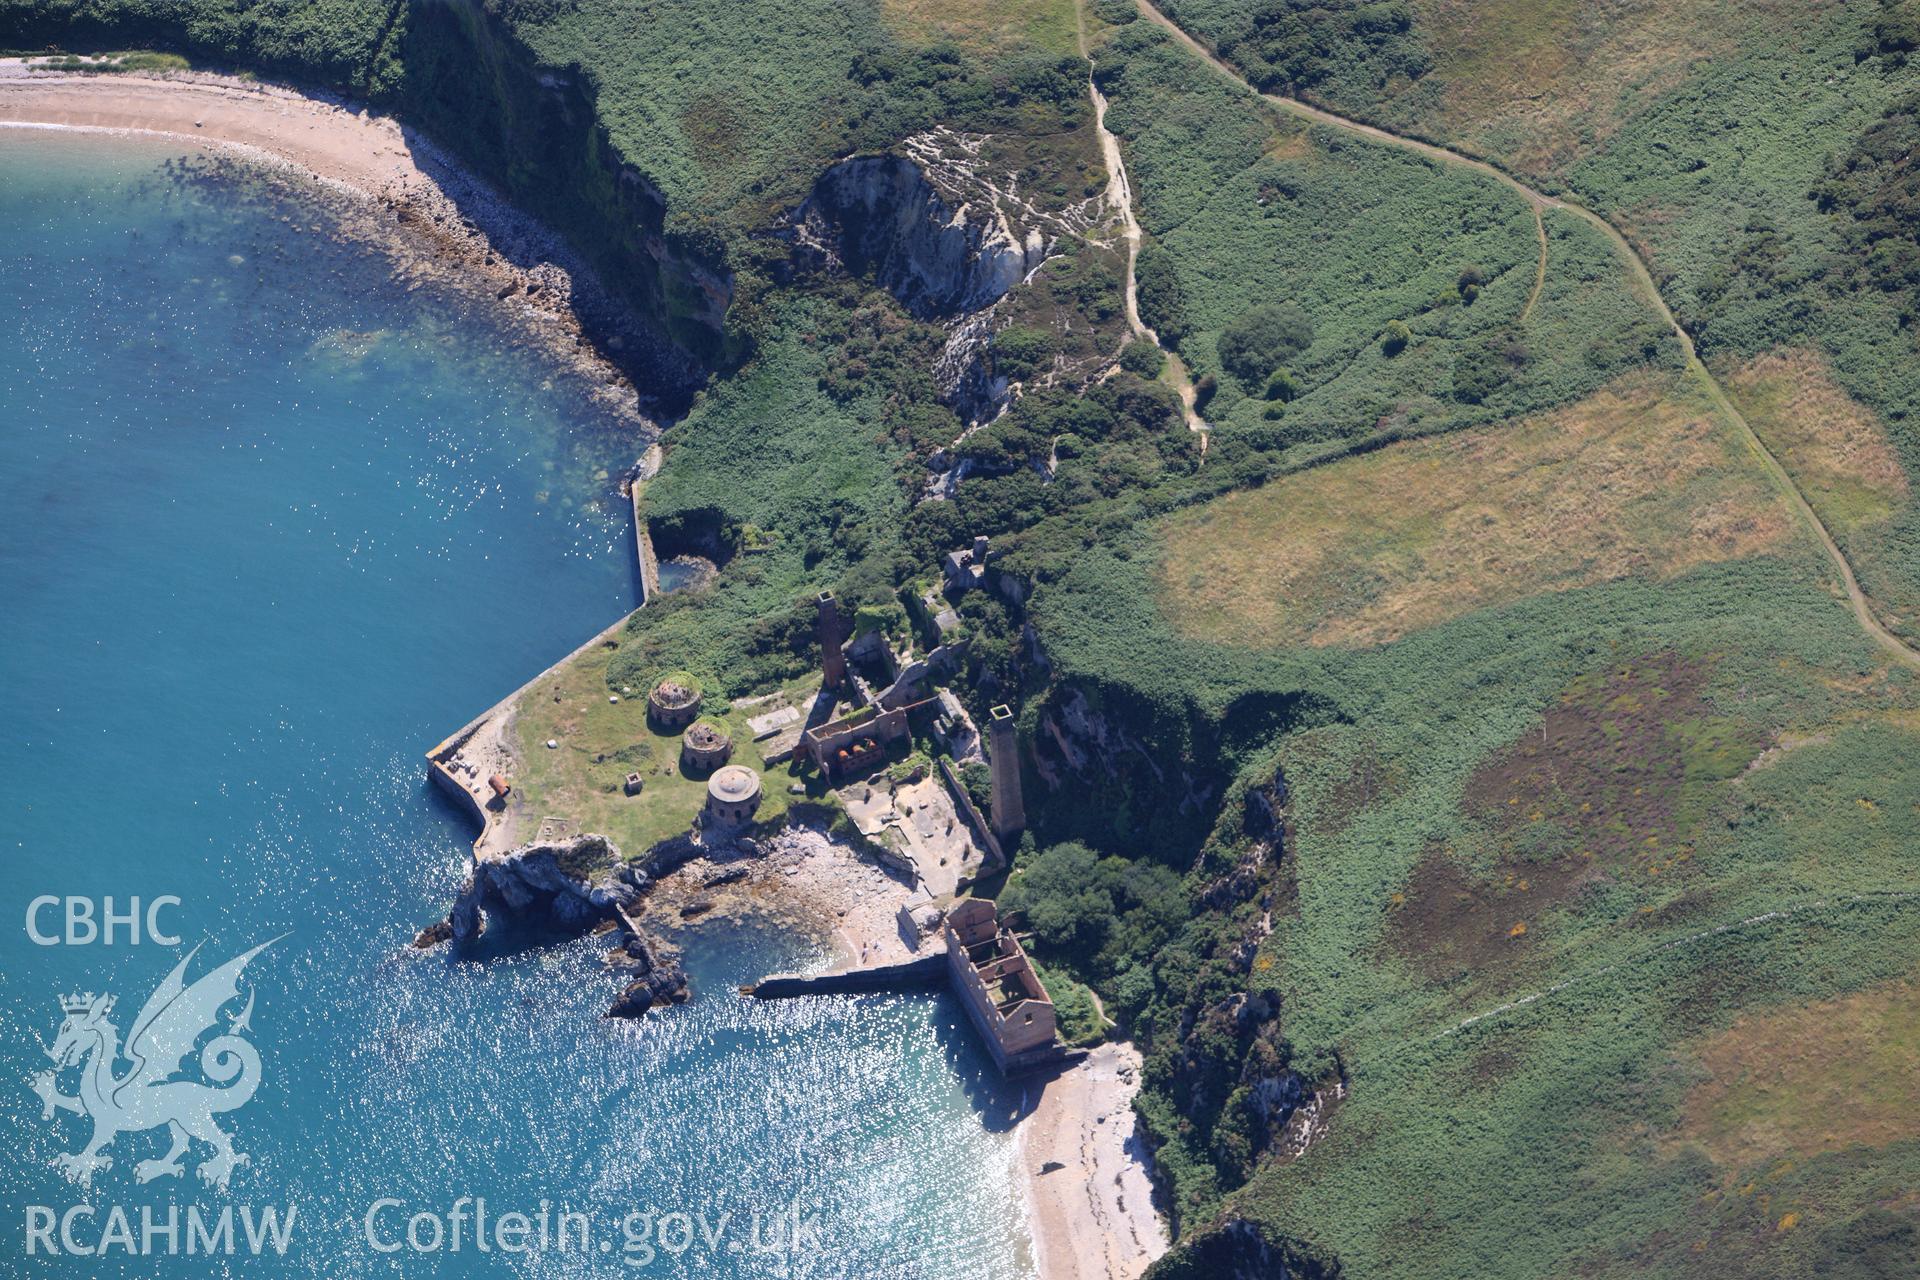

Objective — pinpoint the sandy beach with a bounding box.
[652,835,1171,1280]
[0,61,664,422]
[1022,1043,1170,1280]
[0,61,433,192]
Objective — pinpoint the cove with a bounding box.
[0,133,1030,1277]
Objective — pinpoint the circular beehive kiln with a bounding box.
[705,765,762,825]
[647,676,702,728]
[680,720,733,773]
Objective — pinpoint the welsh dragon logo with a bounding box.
[31,938,281,1190]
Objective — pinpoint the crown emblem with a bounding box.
[60,992,107,1014]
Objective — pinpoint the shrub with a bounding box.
[1813,94,1920,308]
[959,759,992,812]
[1262,368,1300,402]
[1875,0,1920,62]
[1452,327,1529,403]
[1583,318,1671,370]
[1381,319,1411,355]
[1119,336,1166,378]
[991,325,1058,381]
[1457,263,1487,304]
[1135,245,1191,346]
[888,750,931,783]
[1034,962,1108,1046]
[1216,303,1315,387]
[1224,0,1428,96]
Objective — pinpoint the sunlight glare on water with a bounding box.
[0,132,1031,1279]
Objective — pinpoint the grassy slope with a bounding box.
[0,0,1102,303]
[502,293,911,842]
[1015,9,1920,1276]
[1154,371,1794,648]
[1146,0,1920,633]
[1043,498,1920,1273]
[1240,692,1920,1280]
[1094,13,1678,449]
[505,0,1095,235]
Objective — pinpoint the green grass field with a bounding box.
[1134,0,1920,628]
[507,654,826,858]
[1090,11,1682,453]
[1154,371,1791,648]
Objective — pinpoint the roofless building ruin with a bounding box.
[943,898,1058,1074]
[648,675,702,729]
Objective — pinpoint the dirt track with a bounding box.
[1131,0,1920,672]
[1076,1,1208,433]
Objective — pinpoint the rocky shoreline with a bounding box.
[412,822,925,1017]
[0,63,678,433]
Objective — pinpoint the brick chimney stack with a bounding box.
[816,590,847,689]
[987,704,1026,841]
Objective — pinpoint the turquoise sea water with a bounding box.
[0,133,1030,1277]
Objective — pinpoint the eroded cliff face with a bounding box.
[442,834,694,1016]
[402,0,729,401]
[1036,685,1220,823]
[791,130,1070,423]
[792,152,1049,320]
[932,308,1011,426]
[446,827,741,943]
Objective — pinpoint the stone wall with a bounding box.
[802,705,911,779]
[943,900,1058,1074]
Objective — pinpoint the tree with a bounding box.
[1457,263,1488,304]
[1263,368,1300,401]
[1381,319,1412,355]
[1118,336,1165,378]
[1216,303,1315,387]
[1002,842,1116,949]
[1002,842,1191,975]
